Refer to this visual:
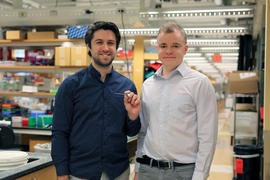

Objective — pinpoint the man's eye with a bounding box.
[173,45,179,48]
[160,45,166,48]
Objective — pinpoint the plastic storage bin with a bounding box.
[233,144,262,180]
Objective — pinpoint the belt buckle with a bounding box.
[158,160,171,169]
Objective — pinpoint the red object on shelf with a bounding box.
[212,54,222,62]
[2,104,19,108]
[22,118,29,127]
[118,50,133,57]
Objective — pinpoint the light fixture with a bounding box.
[140,6,254,20]
[120,27,249,36]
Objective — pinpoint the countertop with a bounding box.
[0,152,53,180]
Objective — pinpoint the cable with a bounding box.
[55,0,58,7]
[120,11,131,79]
[89,0,93,6]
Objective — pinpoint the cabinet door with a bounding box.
[15,165,57,180]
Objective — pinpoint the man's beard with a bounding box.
[92,56,114,67]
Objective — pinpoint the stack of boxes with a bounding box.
[55,46,90,66]
[54,25,91,67]
[1,103,21,123]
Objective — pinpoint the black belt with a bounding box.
[136,155,195,169]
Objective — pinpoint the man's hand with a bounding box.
[124,90,141,120]
[133,172,139,180]
[58,175,69,180]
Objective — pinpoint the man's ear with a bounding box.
[184,44,189,55]
[86,44,91,50]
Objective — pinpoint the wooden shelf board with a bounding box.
[0,91,55,97]
[0,39,84,43]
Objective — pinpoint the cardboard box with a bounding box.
[228,71,258,94]
[27,31,56,39]
[6,30,26,40]
[236,103,256,111]
[55,47,71,66]
[70,46,90,66]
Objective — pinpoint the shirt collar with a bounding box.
[154,61,190,78]
[88,64,113,79]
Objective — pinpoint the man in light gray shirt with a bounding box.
[133,22,218,180]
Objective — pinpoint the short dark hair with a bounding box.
[85,21,121,56]
[157,22,187,44]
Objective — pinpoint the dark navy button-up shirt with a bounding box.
[51,64,141,180]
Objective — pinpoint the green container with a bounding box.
[38,115,53,128]
[28,117,36,127]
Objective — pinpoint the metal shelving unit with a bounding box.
[232,93,259,146]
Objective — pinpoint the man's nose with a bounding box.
[165,47,173,53]
[102,43,109,50]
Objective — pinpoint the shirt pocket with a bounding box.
[169,94,190,119]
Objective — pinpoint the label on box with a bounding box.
[22,85,38,92]
[239,72,256,79]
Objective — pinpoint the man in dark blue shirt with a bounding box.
[51,21,141,180]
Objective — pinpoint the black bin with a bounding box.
[233,144,262,180]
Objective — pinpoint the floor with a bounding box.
[129,108,234,180]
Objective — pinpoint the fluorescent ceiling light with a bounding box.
[196,66,217,71]
[184,57,206,60]
[140,6,254,14]
[185,60,209,63]
[216,66,237,69]
[199,69,220,73]
[215,62,238,66]
[201,47,239,50]
[185,27,247,31]
[211,74,223,78]
[185,53,202,57]
[120,27,248,36]
[205,53,239,56]
[188,39,238,43]
[187,63,213,66]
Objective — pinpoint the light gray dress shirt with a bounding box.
[135,62,218,180]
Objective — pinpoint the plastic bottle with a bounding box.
[0,73,8,91]
[13,75,20,92]
[8,74,15,91]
